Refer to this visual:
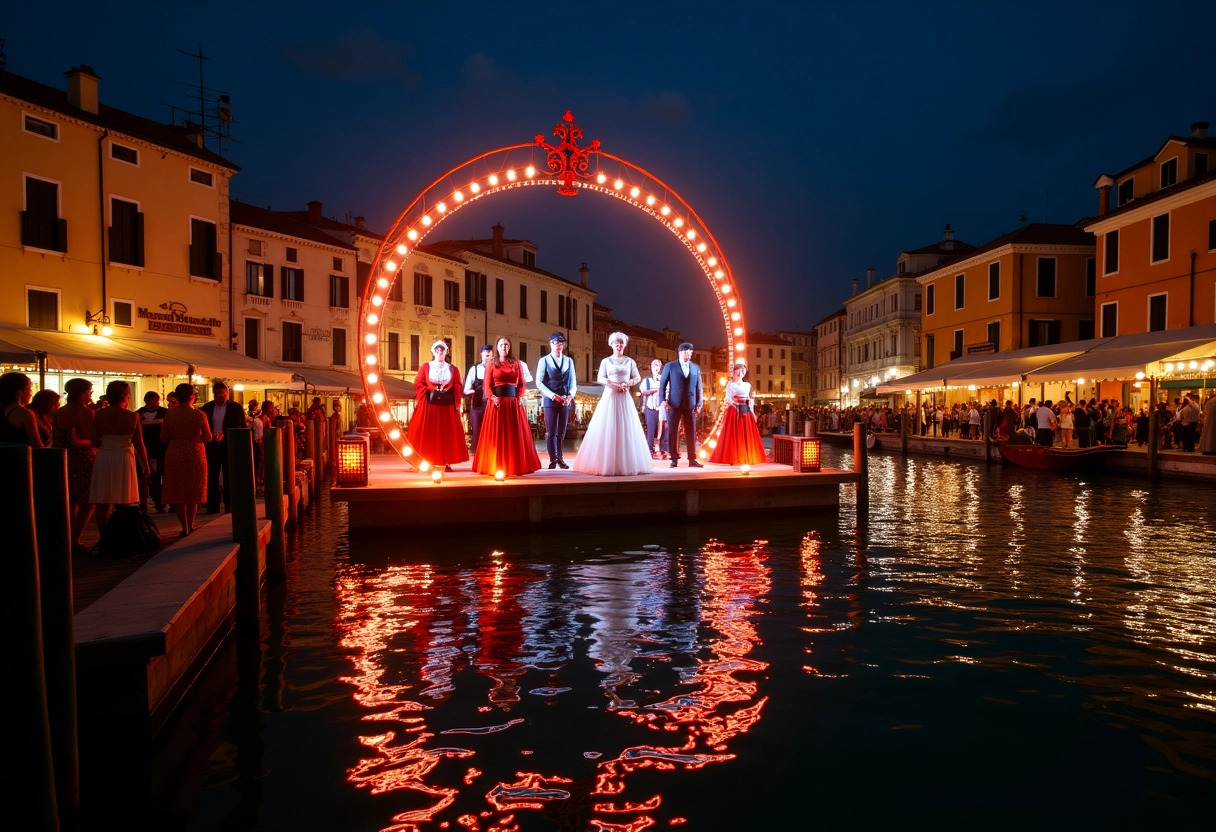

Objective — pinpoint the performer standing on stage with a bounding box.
[464,344,494,456]
[536,332,577,469]
[473,337,542,477]
[408,340,469,472]
[709,363,766,466]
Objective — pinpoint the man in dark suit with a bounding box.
[658,342,704,468]
[201,380,246,513]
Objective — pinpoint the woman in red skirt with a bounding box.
[473,337,541,477]
[710,363,766,466]
[408,340,469,472]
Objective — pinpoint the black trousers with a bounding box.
[205,440,228,510]
[669,405,697,460]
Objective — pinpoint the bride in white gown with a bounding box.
[573,332,653,476]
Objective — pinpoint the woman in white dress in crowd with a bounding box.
[573,332,652,476]
[89,379,149,534]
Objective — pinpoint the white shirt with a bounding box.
[680,361,690,377]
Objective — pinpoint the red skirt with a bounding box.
[472,398,541,476]
[407,400,470,465]
[709,406,766,465]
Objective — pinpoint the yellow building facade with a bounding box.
[1084,122,1216,335]
[918,224,1095,370]
[2,65,289,401]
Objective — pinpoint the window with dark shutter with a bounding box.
[281,267,305,301]
[244,318,260,359]
[22,177,66,251]
[332,328,347,366]
[282,322,303,363]
[1036,258,1057,298]
[190,218,219,279]
[1104,230,1119,274]
[109,198,144,266]
[1148,295,1167,332]
[1151,214,1170,263]
[329,275,349,308]
[27,289,59,330]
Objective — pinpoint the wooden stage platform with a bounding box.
[332,454,862,531]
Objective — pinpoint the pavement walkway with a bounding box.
[71,506,235,614]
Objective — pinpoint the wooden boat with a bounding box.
[997,441,1123,471]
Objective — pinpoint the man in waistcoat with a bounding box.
[464,344,494,455]
[536,332,577,469]
[659,342,704,468]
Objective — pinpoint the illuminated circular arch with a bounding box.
[359,112,748,472]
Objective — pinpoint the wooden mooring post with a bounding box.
[226,428,260,630]
[263,424,287,578]
[854,422,869,519]
[3,444,60,831]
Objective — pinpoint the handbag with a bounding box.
[427,388,455,406]
[93,505,162,559]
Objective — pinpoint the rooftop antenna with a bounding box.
[167,44,237,155]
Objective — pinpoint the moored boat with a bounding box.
[997,442,1123,471]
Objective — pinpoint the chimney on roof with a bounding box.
[1094,174,1116,217]
[866,267,875,288]
[942,224,954,251]
[851,278,858,297]
[183,121,204,148]
[492,223,504,259]
[64,65,100,115]
[579,261,588,288]
[308,201,322,224]
[1192,121,1210,139]
[354,216,365,230]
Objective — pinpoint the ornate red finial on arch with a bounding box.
[535,110,601,197]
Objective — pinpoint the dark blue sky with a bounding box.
[5,1,1213,345]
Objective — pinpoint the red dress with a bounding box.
[710,382,766,465]
[472,360,541,476]
[161,405,209,505]
[408,361,470,465]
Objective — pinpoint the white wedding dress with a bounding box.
[573,357,653,476]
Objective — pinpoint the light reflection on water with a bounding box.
[184,446,1216,830]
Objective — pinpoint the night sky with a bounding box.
[5,1,1213,346]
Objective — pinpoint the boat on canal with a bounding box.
[997,440,1124,471]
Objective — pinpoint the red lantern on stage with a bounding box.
[335,434,370,487]
[792,438,822,473]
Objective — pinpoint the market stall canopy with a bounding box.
[286,368,414,400]
[1023,324,1216,385]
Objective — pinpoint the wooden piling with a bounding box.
[3,444,59,831]
[226,428,260,628]
[263,425,286,578]
[33,448,79,830]
[853,422,869,519]
[277,417,298,527]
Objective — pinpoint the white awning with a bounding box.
[110,336,295,384]
[936,340,1101,389]
[1023,324,1216,385]
[283,367,415,400]
[0,327,185,375]
[875,352,1004,393]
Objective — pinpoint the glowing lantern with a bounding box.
[335,435,370,487]
[791,438,822,473]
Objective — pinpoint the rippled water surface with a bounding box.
[175,448,1215,830]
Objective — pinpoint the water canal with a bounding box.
[131,446,1214,830]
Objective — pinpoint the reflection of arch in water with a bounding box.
[335,541,771,829]
[357,111,749,471]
